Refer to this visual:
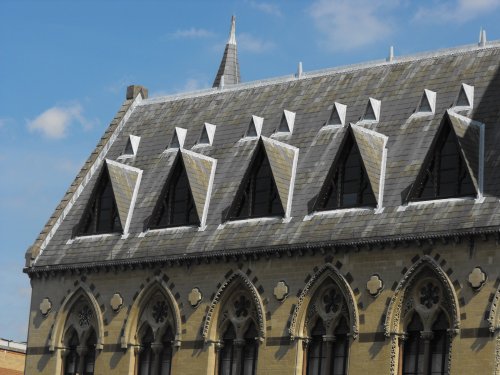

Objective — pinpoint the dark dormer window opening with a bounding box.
[150,153,200,228]
[315,129,376,210]
[229,141,284,219]
[409,119,475,202]
[77,165,122,236]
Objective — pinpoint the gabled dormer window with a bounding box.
[315,129,376,210]
[149,153,200,228]
[229,141,284,219]
[77,165,122,235]
[409,118,475,201]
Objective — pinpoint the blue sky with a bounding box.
[1,0,500,342]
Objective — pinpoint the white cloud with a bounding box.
[414,0,500,23]
[309,0,395,51]
[249,1,283,17]
[170,28,215,39]
[27,103,95,139]
[239,33,275,53]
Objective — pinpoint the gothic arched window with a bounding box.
[315,129,376,211]
[305,282,351,375]
[83,329,97,375]
[138,326,154,375]
[229,141,284,219]
[217,291,260,375]
[61,296,99,375]
[135,290,177,375]
[150,153,200,228]
[401,280,451,375]
[64,329,80,375]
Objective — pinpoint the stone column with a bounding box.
[421,330,434,373]
[76,345,88,375]
[301,339,310,375]
[214,341,223,375]
[151,342,163,375]
[233,339,246,375]
[323,335,336,374]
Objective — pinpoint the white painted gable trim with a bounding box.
[34,93,144,263]
[357,97,381,124]
[453,83,474,109]
[334,102,347,126]
[181,149,218,229]
[169,127,187,150]
[446,110,485,200]
[105,159,143,235]
[245,115,264,138]
[350,124,388,211]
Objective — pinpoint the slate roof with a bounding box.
[26,41,500,271]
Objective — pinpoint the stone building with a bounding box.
[24,18,500,375]
[1,338,26,375]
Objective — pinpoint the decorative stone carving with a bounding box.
[233,295,251,317]
[419,282,440,309]
[40,297,52,316]
[273,281,289,301]
[110,293,123,312]
[188,287,202,307]
[152,300,169,324]
[78,305,93,327]
[367,275,383,297]
[468,267,486,290]
[322,287,342,314]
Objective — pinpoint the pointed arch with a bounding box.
[488,284,500,375]
[384,255,460,337]
[49,286,105,352]
[202,270,266,342]
[121,277,182,349]
[289,263,359,340]
[384,255,460,375]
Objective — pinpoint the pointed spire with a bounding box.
[228,15,236,45]
[213,16,241,88]
[479,28,487,47]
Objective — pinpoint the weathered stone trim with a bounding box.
[289,263,359,340]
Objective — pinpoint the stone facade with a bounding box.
[26,240,500,374]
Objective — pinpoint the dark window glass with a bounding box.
[160,327,174,375]
[83,330,97,375]
[138,326,154,375]
[219,324,237,375]
[429,312,449,375]
[331,317,349,375]
[64,330,80,375]
[316,131,376,210]
[412,120,475,201]
[402,313,425,375]
[230,142,284,219]
[78,167,122,235]
[307,319,326,375]
[150,154,200,228]
[278,114,289,132]
[242,323,258,375]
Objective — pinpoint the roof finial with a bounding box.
[478,28,487,47]
[228,15,237,45]
[296,61,303,78]
[387,46,394,62]
[212,16,241,88]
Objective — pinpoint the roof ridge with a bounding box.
[143,40,500,106]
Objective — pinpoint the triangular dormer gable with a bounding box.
[326,102,347,127]
[167,127,187,150]
[228,139,287,219]
[149,150,217,229]
[314,125,387,211]
[245,115,263,138]
[454,83,474,108]
[407,112,482,202]
[149,152,200,228]
[120,135,141,158]
[75,160,142,236]
[275,110,296,134]
[416,89,436,114]
[198,123,216,146]
[359,98,381,123]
